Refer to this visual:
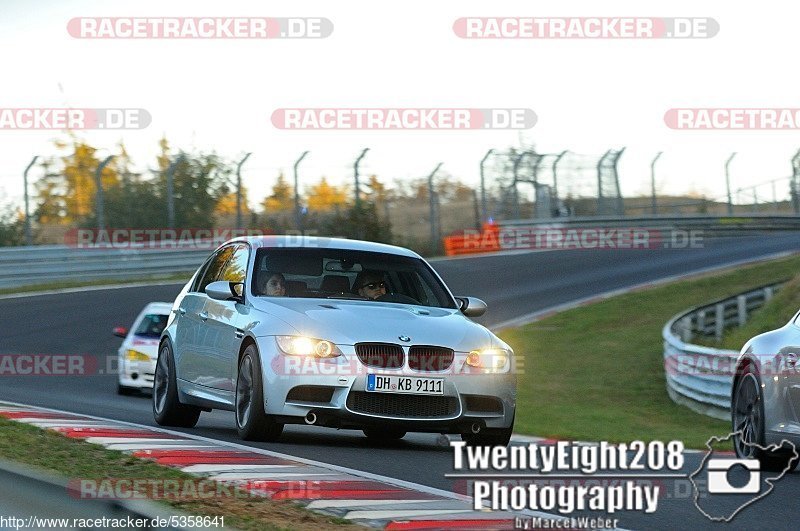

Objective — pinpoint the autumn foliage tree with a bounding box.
[306,177,348,211]
[260,173,293,212]
[34,135,121,225]
[0,204,24,246]
[34,135,233,229]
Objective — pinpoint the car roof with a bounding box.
[141,302,173,314]
[226,235,422,259]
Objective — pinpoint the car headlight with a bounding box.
[275,336,343,358]
[466,348,510,372]
[125,349,151,362]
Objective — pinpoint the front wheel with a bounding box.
[152,341,201,428]
[235,344,283,442]
[732,367,798,472]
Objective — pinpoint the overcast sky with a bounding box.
[1,0,798,208]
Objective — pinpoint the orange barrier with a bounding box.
[442,222,500,256]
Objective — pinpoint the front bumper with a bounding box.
[118,356,156,389]
[260,339,517,432]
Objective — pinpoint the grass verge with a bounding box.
[0,417,357,531]
[499,254,800,448]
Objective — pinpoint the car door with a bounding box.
[784,316,800,423]
[200,244,250,392]
[177,246,235,386]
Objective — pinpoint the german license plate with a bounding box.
[366,374,444,395]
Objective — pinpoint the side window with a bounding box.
[197,246,236,293]
[190,256,215,292]
[221,245,249,283]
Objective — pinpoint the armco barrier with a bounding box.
[662,280,785,420]
[444,215,800,256]
[0,245,209,289]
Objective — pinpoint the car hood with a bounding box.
[250,297,495,351]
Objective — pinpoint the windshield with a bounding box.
[252,248,457,309]
[133,314,168,338]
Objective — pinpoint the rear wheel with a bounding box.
[363,427,406,442]
[733,367,798,472]
[235,344,283,442]
[152,341,201,428]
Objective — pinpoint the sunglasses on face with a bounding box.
[361,281,386,290]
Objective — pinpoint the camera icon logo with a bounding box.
[706,458,760,494]
[690,432,798,522]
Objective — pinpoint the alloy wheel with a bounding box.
[153,346,170,415]
[733,372,761,458]
[236,356,254,428]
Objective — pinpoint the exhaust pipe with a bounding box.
[471,422,482,434]
[305,411,317,425]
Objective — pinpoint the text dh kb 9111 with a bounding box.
[153,236,517,446]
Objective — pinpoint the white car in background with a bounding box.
[113,302,172,395]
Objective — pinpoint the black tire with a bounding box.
[732,366,799,472]
[363,427,406,442]
[235,344,284,442]
[152,341,201,428]
[117,384,139,396]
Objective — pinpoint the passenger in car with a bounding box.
[353,270,387,300]
[262,272,286,296]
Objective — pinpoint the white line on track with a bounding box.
[0,399,560,521]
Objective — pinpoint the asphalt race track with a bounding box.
[3,234,800,529]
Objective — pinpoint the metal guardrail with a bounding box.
[3,215,800,290]
[443,214,800,256]
[501,214,800,236]
[0,245,209,289]
[662,280,785,420]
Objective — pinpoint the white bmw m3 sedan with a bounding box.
[154,236,516,445]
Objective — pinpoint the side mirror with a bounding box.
[456,296,487,317]
[112,326,128,338]
[206,281,244,302]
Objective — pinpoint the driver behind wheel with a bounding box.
[353,270,387,300]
